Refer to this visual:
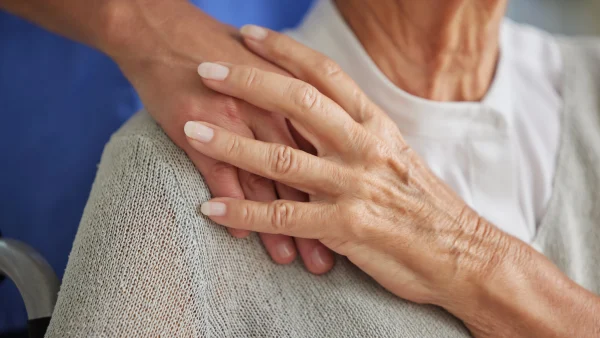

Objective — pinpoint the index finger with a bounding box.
[240,25,380,124]
[197,62,361,154]
[200,198,337,240]
[184,121,350,196]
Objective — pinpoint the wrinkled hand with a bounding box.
[104,2,333,274]
[185,26,509,306]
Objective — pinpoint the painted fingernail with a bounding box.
[311,246,333,269]
[200,201,227,216]
[277,242,295,259]
[184,121,214,142]
[197,62,230,80]
[240,25,268,40]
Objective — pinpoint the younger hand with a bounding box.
[105,2,334,274]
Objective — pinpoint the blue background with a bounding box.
[0,0,314,332]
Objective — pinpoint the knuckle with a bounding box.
[365,140,394,164]
[244,67,260,89]
[375,141,394,161]
[352,89,375,121]
[292,83,320,112]
[398,143,414,158]
[271,145,296,175]
[241,203,254,227]
[225,135,241,158]
[268,200,294,232]
[320,58,343,79]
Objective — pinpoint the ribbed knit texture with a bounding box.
[46,39,600,337]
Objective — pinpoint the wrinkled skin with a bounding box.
[185,26,508,307]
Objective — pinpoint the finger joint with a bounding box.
[244,67,260,89]
[225,135,241,158]
[293,84,320,113]
[320,58,342,79]
[269,200,294,232]
[271,145,296,176]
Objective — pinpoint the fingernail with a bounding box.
[197,62,230,80]
[277,242,294,259]
[240,25,268,40]
[200,201,227,216]
[184,121,214,142]
[311,246,332,269]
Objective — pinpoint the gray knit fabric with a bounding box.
[45,40,600,337]
[531,38,600,293]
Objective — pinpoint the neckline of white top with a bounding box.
[291,0,517,140]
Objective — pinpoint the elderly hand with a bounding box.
[184,25,511,306]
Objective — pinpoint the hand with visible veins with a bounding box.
[186,25,600,338]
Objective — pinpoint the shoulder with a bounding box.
[102,110,207,194]
[108,109,183,161]
[89,110,213,230]
[86,109,213,236]
[502,19,600,77]
[500,19,564,93]
[47,111,215,336]
[557,36,600,73]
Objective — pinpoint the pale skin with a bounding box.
[185,26,600,337]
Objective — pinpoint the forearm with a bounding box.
[445,226,600,337]
[0,0,114,50]
[0,0,211,59]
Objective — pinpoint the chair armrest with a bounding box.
[0,239,59,320]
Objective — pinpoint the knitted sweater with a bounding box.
[45,39,600,337]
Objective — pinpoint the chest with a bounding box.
[397,101,560,243]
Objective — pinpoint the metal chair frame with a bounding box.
[0,237,59,338]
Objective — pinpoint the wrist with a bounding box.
[449,236,534,336]
[435,217,530,334]
[91,0,138,55]
[443,230,598,338]
[94,0,208,61]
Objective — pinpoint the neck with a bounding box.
[335,0,507,102]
